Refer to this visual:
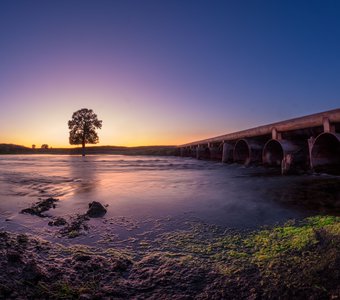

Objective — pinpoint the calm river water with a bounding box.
[0,155,339,245]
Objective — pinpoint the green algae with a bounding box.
[245,215,340,262]
[1,215,339,299]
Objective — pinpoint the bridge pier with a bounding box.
[233,139,263,165]
[262,139,306,174]
[323,117,335,133]
[180,147,190,157]
[222,142,234,163]
[209,143,222,160]
[189,146,196,158]
[196,144,210,160]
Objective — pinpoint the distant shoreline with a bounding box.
[0,144,180,156]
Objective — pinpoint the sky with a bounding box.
[0,0,339,147]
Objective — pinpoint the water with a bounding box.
[0,154,339,245]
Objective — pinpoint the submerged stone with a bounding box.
[20,197,59,217]
[48,217,67,227]
[86,201,107,218]
[59,214,90,238]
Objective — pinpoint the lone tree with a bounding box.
[68,108,102,156]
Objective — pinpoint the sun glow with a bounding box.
[1,1,338,149]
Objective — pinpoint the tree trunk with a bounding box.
[82,141,85,156]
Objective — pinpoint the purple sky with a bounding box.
[0,0,339,147]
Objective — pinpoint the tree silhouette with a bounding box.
[68,108,102,156]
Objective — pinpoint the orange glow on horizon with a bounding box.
[2,132,217,148]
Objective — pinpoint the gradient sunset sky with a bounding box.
[1,1,339,147]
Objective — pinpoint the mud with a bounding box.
[0,216,339,299]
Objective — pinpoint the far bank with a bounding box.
[0,144,180,156]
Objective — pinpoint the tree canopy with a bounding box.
[68,108,102,156]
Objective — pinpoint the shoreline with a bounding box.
[0,144,180,156]
[0,215,339,299]
[1,155,339,298]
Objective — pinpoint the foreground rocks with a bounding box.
[59,214,90,238]
[48,217,67,227]
[23,199,108,238]
[86,201,107,218]
[0,215,339,299]
[21,197,59,217]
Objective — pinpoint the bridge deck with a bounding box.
[180,108,340,147]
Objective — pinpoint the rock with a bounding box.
[112,258,132,272]
[60,214,90,238]
[0,232,9,240]
[74,254,91,262]
[21,197,59,217]
[87,201,107,218]
[21,208,36,215]
[48,217,67,226]
[6,250,21,263]
[17,234,28,244]
[22,261,44,282]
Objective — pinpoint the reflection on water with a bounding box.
[0,155,339,234]
[68,156,98,195]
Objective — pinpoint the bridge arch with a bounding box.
[233,139,263,165]
[262,139,283,166]
[262,139,302,165]
[233,139,249,164]
[196,144,210,160]
[209,143,223,160]
[311,132,340,174]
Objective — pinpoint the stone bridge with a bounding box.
[179,109,340,175]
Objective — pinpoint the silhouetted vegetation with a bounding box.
[68,108,102,156]
[0,144,179,156]
[0,144,32,154]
